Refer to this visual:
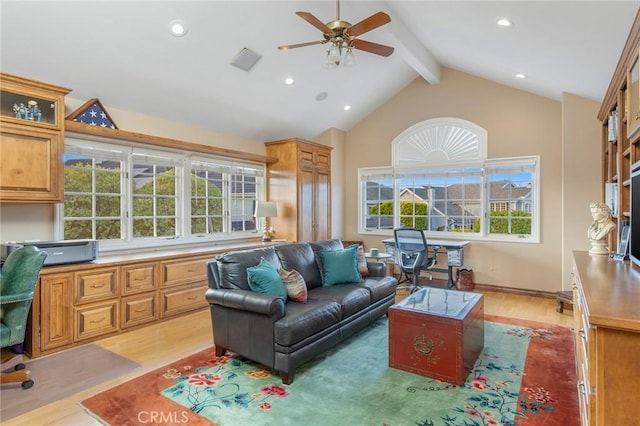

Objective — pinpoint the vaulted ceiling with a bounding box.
[1,1,637,142]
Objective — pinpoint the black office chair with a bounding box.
[393,227,436,293]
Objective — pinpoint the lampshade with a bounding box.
[343,48,356,67]
[255,201,277,218]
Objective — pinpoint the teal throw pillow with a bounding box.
[318,245,363,286]
[247,258,288,301]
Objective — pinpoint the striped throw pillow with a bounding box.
[278,268,308,303]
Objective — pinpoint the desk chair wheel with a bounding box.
[22,379,34,389]
[15,363,25,371]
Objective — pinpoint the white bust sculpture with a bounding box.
[587,202,616,255]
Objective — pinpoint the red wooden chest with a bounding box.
[388,288,484,385]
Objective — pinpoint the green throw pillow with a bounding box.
[247,258,288,301]
[318,245,363,286]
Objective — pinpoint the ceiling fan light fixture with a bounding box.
[328,43,341,62]
[343,48,356,67]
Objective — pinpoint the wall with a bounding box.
[317,127,347,240]
[343,67,601,293]
[561,93,602,290]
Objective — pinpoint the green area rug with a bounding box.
[81,315,578,426]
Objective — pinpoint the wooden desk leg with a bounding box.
[555,290,573,313]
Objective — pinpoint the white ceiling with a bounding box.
[1,1,638,142]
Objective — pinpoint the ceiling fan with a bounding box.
[277,0,394,68]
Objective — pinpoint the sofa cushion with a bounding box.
[356,276,398,303]
[318,245,363,286]
[279,268,307,303]
[274,299,342,347]
[217,247,281,290]
[247,258,287,301]
[274,243,322,289]
[309,239,344,252]
[310,284,371,318]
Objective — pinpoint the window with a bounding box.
[358,118,539,242]
[358,159,538,241]
[58,137,265,251]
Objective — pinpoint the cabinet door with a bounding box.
[40,273,73,351]
[315,168,331,241]
[0,123,62,202]
[298,168,315,242]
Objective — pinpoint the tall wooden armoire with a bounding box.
[265,138,332,243]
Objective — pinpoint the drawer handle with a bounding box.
[90,283,107,288]
[187,268,198,273]
[134,276,147,281]
[133,307,147,313]
[577,381,588,395]
[90,317,106,324]
[187,295,199,300]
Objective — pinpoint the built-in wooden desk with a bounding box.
[27,240,282,358]
[572,251,640,425]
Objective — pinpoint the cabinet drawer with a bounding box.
[160,285,207,318]
[74,267,118,304]
[122,293,158,328]
[121,262,158,295]
[161,258,207,288]
[74,301,118,341]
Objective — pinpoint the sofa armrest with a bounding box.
[205,288,285,320]
[366,261,387,277]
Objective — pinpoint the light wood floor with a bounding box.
[2,289,574,426]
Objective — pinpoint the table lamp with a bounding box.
[255,201,278,242]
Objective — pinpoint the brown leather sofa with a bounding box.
[205,239,397,384]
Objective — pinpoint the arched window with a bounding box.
[358,118,539,242]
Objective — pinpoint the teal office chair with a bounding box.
[0,246,47,389]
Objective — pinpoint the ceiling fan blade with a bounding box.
[346,11,391,37]
[296,11,332,35]
[278,40,326,51]
[351,39,395,57]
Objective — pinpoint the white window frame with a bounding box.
[357,156,540,243]
[55,136,266,253]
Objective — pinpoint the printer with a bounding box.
[1,239,98,266]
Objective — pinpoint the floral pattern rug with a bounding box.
[151,316,578,426]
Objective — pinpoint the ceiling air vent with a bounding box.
[230,48,262,72]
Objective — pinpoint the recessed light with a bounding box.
[343,105,351,111]
[515,73,527,79]
[168,20,188,37]
[285,77,294,85]
[497,17,512,27]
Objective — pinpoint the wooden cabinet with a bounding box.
[25,249,227,357]
[39,273,73,352]
[0,73,70,202]
[266,138,332,242]
[572,251,640,425]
